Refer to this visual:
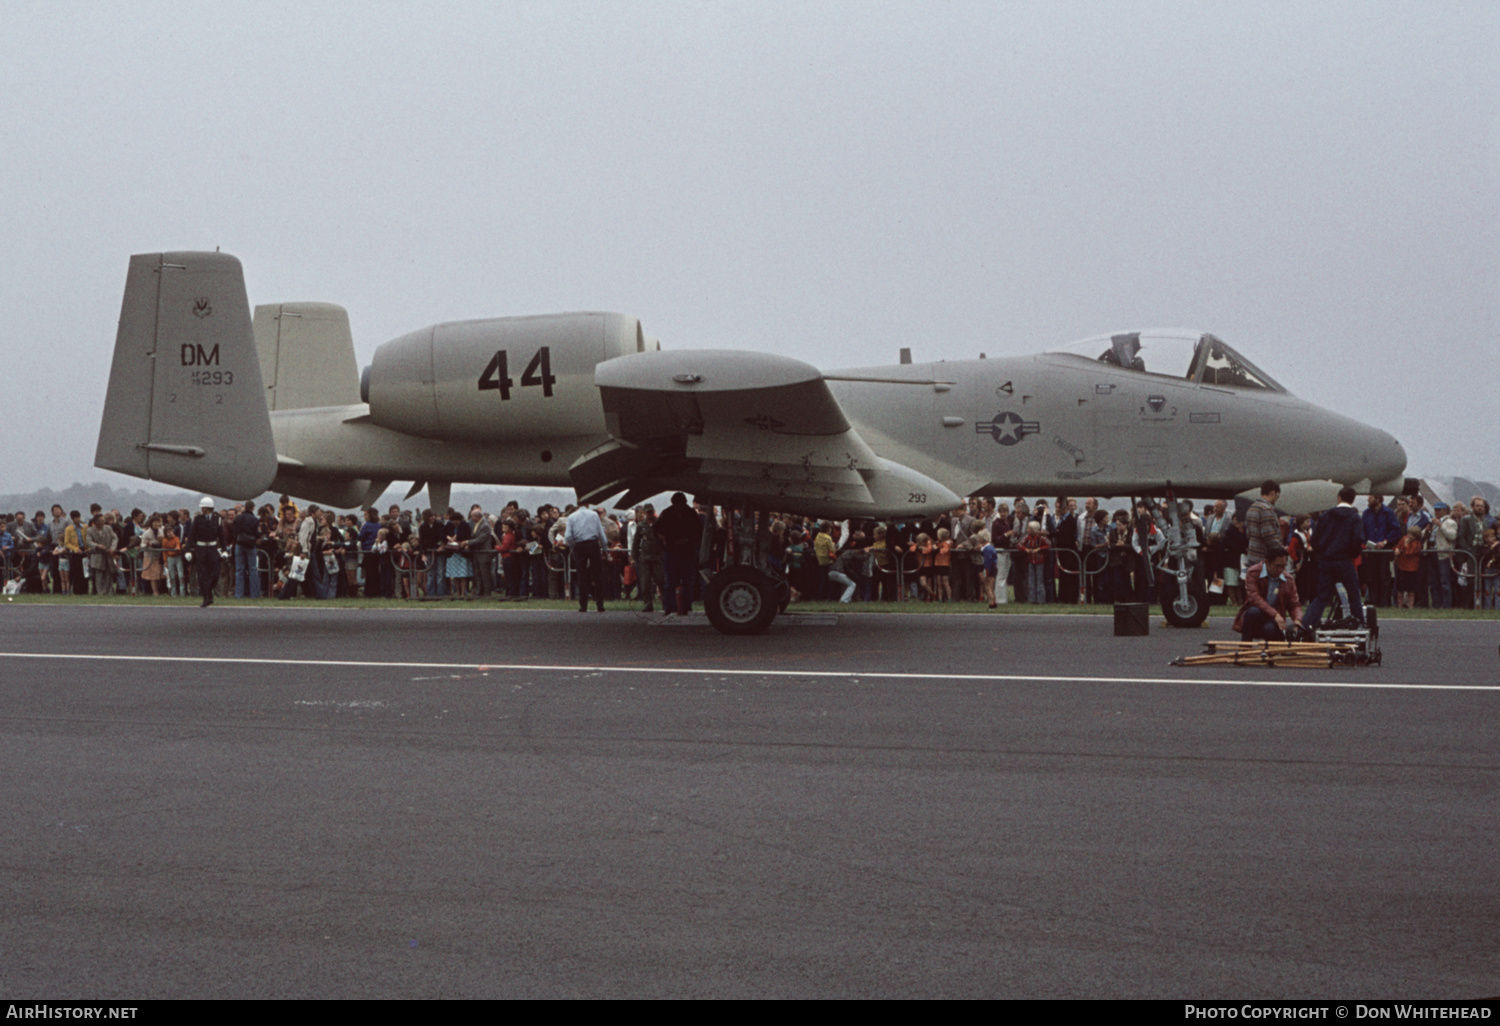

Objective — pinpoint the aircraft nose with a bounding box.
[1367,427,1410,494]
[1301,405,1407,493]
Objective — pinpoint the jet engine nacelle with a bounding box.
[362,312,653,442]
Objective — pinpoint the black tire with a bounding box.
[772,573,792,613]
[1160,574,1209,628]
[704,567,779,635]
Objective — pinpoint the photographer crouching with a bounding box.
[1232,541,1304,641]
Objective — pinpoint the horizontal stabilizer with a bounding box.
[95,252,277,499]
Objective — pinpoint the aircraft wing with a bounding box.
[574,350,960,517]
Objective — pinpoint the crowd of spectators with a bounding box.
[1198,489,1500,612]
[3,488,1497,611]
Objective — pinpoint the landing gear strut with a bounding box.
[1150,486,1210,629]
[701,504,788,636]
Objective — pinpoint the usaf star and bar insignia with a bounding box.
[975,411,1041,446]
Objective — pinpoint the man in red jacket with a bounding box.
[1233,542,1303,641]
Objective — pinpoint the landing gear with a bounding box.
[704,566,780,635]
[1147,485,1210,629]
[700,504,789,635]
[1160,574,1209,628]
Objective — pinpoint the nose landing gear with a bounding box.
[1149,486,1210,629]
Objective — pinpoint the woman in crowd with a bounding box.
[445,510,473,599]
[86,513,117,596]
[1289,514,1316,602]
[500,517,523,597]
[1019,520,1050,605]
[373,527,395,598]
[139,514,166,596]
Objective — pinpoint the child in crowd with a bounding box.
[933,528,953,603]
[278,543,308,600]
[978,530,998,608]
[914,532,934,601]
[1393,524,1423,609]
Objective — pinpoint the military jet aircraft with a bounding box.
[96,251,1411,633]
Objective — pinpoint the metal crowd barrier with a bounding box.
[1052,546,1111,581]
[1308,546,1493,611]
[11,533,1497,610]
[391,546,567,600]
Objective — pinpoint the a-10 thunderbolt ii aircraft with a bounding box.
[96,252,1412,634]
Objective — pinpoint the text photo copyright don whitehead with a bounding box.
[1184,1005,1493,1019]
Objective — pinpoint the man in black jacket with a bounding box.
[1056,498,1080,604]
[233,501,261,599]
[654,493,702,616]
[1302,486,1366,629]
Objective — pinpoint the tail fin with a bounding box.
[252,302,362,410]
[94,252,278,499]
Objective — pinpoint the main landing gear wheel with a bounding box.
[1160,575,1209,628]
[773,574,792,613]
[705,567,780,635]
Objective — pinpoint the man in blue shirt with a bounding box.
[563,504,608,613]
[1361,494,1401,607]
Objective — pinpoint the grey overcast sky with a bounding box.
[3,0,1495,493]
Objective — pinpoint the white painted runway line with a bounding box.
[0,651,1495,691]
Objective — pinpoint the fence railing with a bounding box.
[4,539,1496,609]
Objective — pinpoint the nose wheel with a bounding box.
[1160,572,1209,628]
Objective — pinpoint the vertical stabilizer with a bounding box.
[94,252,278,499]
[252,302,362,410]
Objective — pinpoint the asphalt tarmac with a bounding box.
[1,604,1495,998]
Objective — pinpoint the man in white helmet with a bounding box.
[188,497,222,607]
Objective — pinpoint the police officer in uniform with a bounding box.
[189,496,222,607]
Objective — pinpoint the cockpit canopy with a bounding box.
[1049,331,1286,393]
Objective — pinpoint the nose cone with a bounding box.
[1261,399,1405,492]
[1366,427,1410,495]
[1317,406,1407,491]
